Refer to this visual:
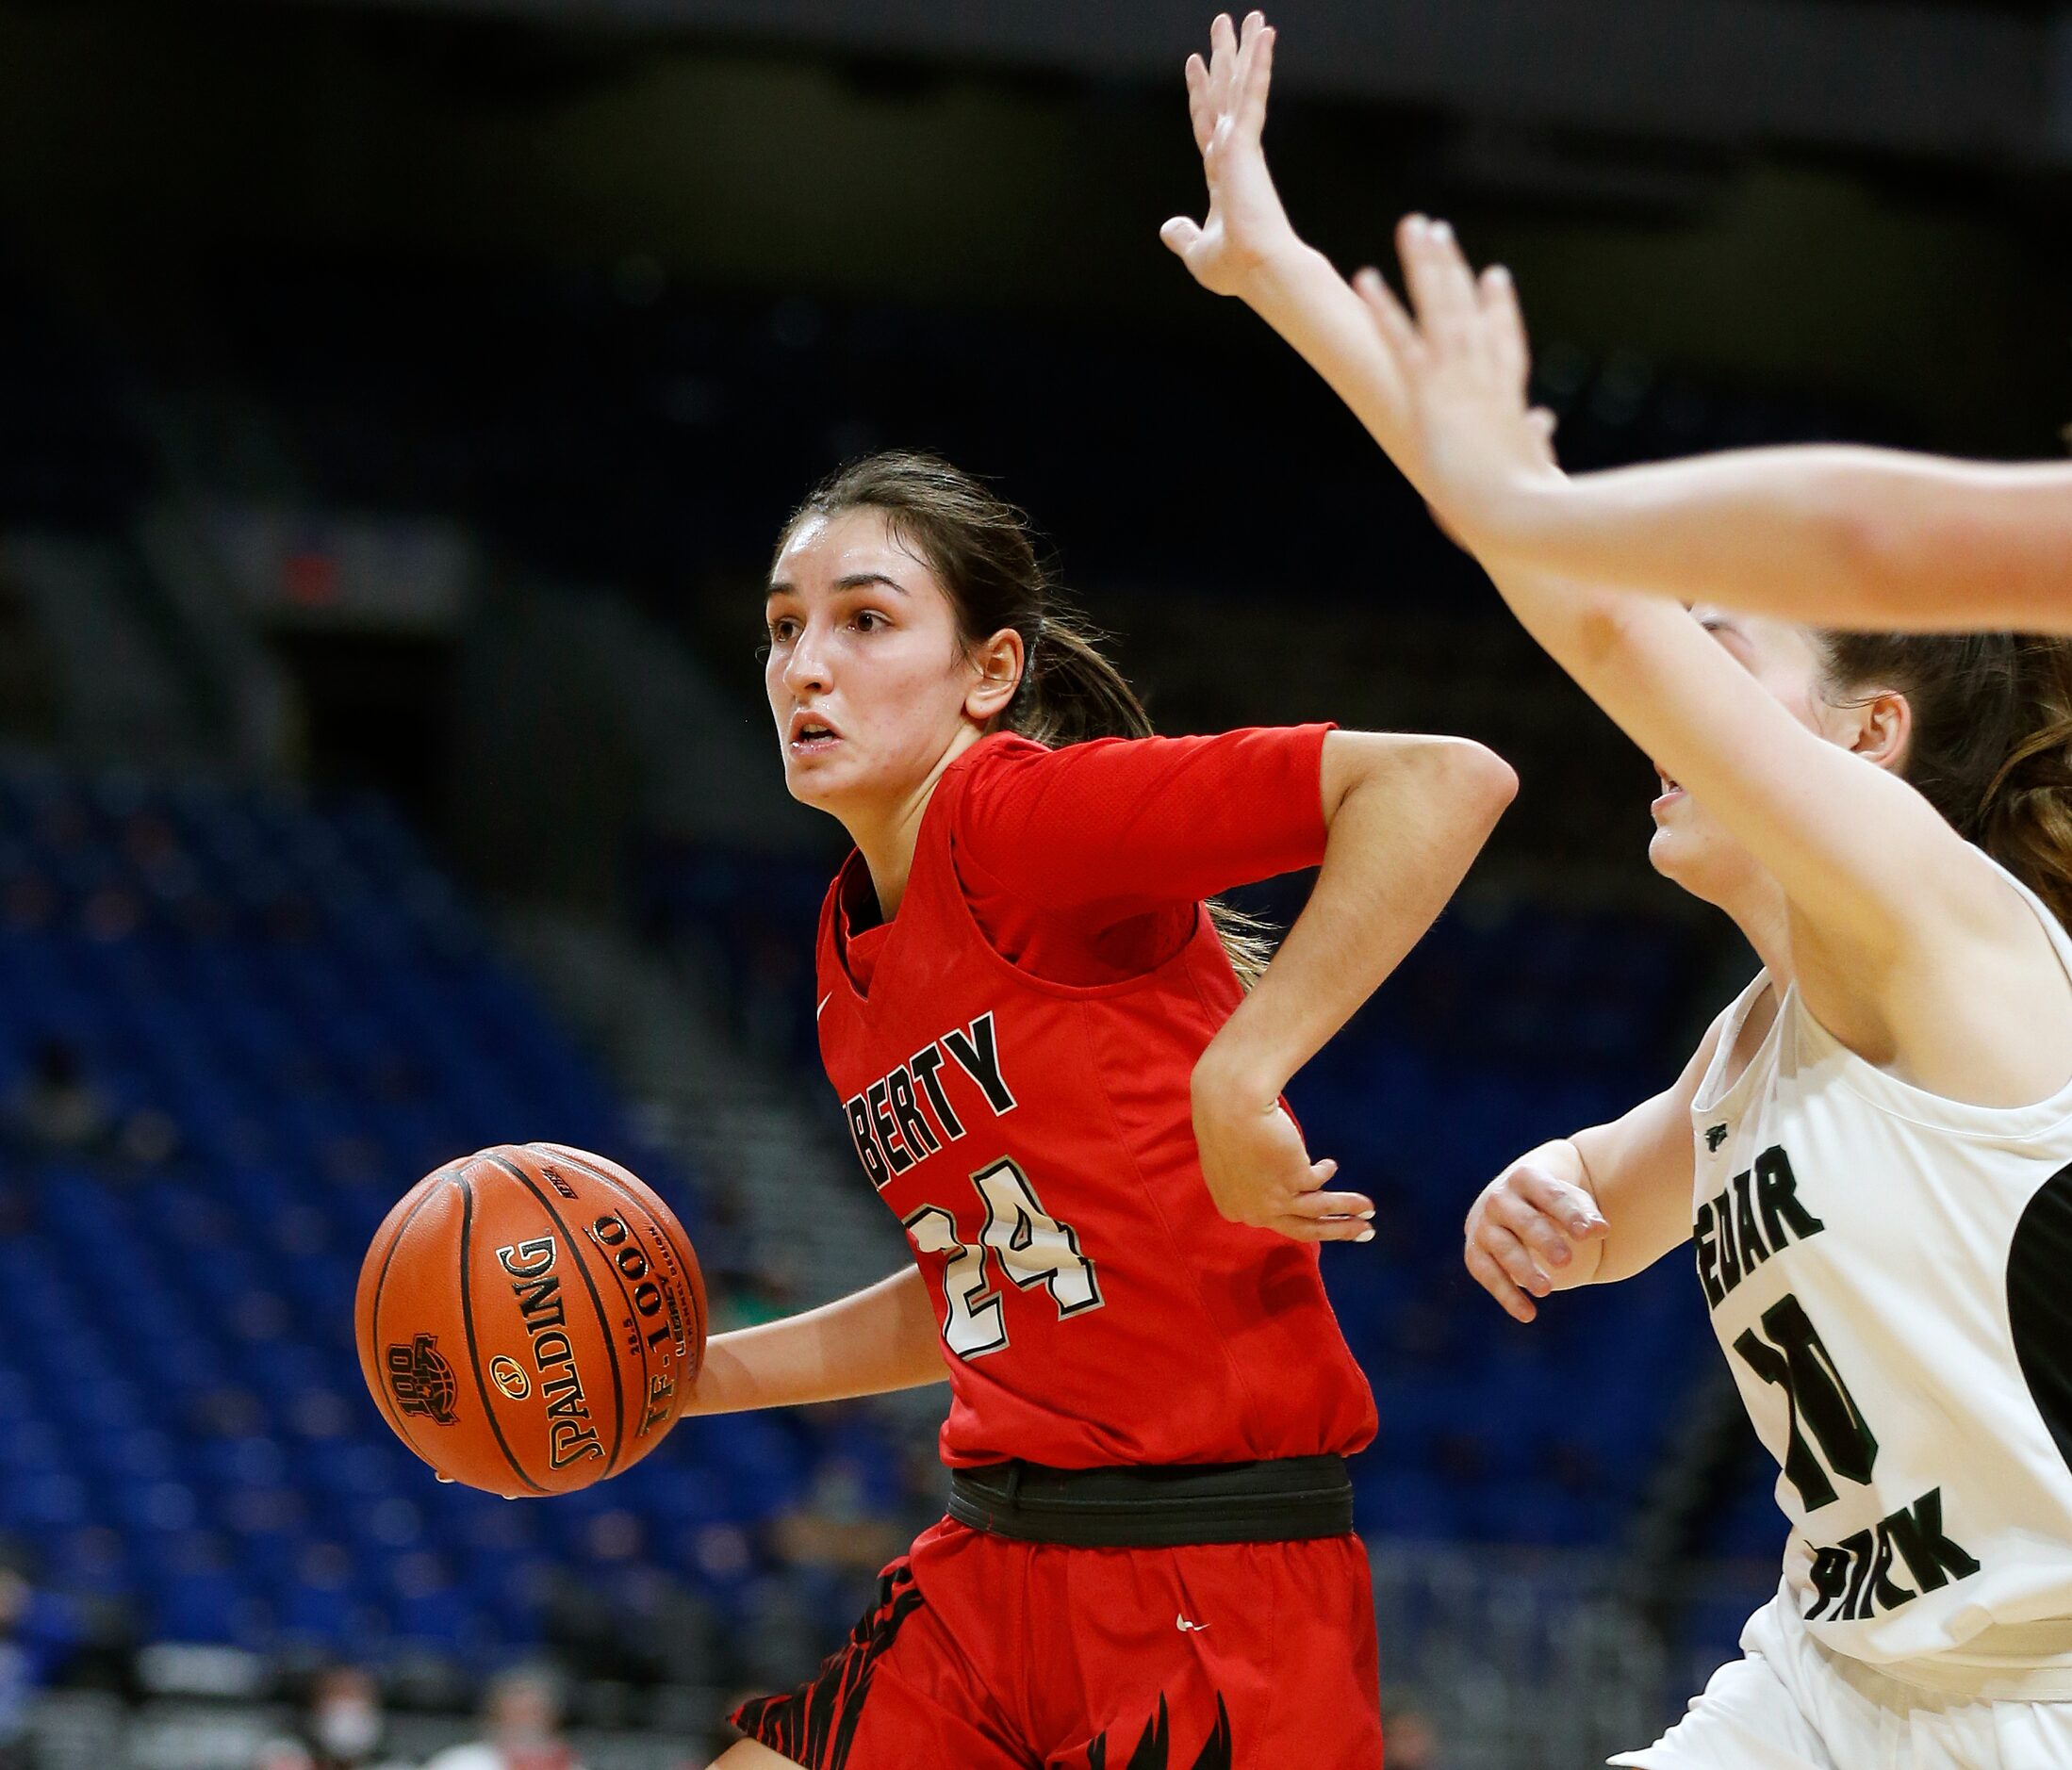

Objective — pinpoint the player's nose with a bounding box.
[781,623,834,696]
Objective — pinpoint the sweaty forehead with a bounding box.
[771,508,928,591]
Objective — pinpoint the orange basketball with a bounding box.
[354,1142,705,1497]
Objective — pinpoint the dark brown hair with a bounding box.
[781,451,1274,982]
[1817,631,2072,926]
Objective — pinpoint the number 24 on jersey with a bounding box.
[903,1157,1103,1358]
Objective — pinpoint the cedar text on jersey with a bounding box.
[841,1010,1017,1189]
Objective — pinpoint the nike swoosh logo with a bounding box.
[1176,1614,1209,1632]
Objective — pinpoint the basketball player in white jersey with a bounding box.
[1165,14,2072,1765]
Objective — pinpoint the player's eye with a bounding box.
[852,609,888,633]
[767,616,799,644]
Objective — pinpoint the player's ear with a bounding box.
[965,628,1024,725]
[1849,684,1912,776]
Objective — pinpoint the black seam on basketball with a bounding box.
[366,1172,461,1467]
[533,1146,658,1422]
[458,1169,550,1495]
[533,1143,703,1403]
[534,1142,706,1370]
[481,1151,628,1477]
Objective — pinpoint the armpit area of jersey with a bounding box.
[946,1454,1355,1548]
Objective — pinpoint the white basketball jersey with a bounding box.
[1688,857,2072,1690]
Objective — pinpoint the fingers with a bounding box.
[1479,1220,1553,1297]
[1277,1211,1376,1244]
[1286,1189,1376,1221]
[1184,52,1213,156]
[1397,215,1480,353]
[1510,1167,1606,1240]
[1237,13,1274,142]
[1465,1241,1538,1323]
[1208,12,1238,118]
[1477,262,1529,396]
[1487,1188,1580,1273]
[1285,1156,1375,1223]
[1525,406,1560,467]
[1353,266,1422,367]
[1160,216,1205,260]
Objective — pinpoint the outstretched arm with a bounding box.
[686,1267,946,1414]
[1355,221,2072,1104]
[1437,449,2072,635]
[1160,12,1427,482]
[1165,23,2072,1105]
[1165,14,2071,636]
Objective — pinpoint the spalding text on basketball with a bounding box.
[495,1234,606,1471]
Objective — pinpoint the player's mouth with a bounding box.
[787,709,843,756]
[1652,765,1686,814]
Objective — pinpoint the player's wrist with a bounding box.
[1235,237,1334,319]
[1191,1034,1291,1115]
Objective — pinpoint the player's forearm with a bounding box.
[1568,1061,1715,1285]
[1485,562,1937,961]
[1480,449,2072,632]
[1197,732,1515,1100]
[685,1267,946,1415]
[1562,1124,1655,1287]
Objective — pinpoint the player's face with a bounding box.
[765,508,987,816]
[1648,609,1865,906]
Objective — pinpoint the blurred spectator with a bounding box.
[421,1668,584,1770]
[0,1566,79,1770]
[255,1664,412,1770]
[5,1037,109,1155]
[1383,1703,1443,1770]
[1,1035,180,1185]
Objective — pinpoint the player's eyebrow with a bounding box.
[765,571,910,599]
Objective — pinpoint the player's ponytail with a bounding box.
[1011,612,1151,746]
[1818,631,2072,927]
[781,451,1274,982]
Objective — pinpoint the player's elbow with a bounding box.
[1325,730,1517,835]
[1441,739,1519,828]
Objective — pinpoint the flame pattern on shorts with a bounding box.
[729,1561,925,1770]
[1085,1693,1233,1770]
[729,1563,1235,1770]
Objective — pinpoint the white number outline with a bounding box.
[972,1156,1103,1319]
[902,1158,1105,1361]
[901,1203,1008,1358]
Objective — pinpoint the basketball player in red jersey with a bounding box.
[686,451,1517,1768]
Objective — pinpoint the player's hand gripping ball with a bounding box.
[354,1143,706,1497]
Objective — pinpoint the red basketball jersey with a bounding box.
[814,732,1377,1469]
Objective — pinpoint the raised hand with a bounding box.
[1462,1139,1609,1322]
[1355,216,1564,553]
[1160,12,1301,299]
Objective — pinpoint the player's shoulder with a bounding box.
[954,729,1057,778]
[945,729,1066,813]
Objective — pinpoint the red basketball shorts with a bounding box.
[729,1516,1384,1769]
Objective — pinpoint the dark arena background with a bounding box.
[0,1,2065,1765]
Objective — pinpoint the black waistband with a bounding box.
[946,1454,1354,1549]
